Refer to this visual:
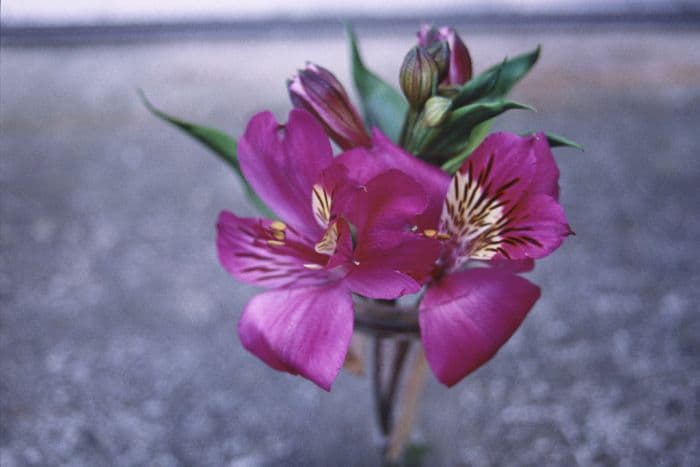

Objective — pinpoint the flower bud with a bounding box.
[417,24,473,86]
[288,63,371,150]
[426,42,450,82]
[422,96,452,127]
[400,46,438,110]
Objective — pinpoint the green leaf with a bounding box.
[138,90,273,217]
[483,45,541,99]
[421,100,534,157]
[139,90,239,169]
[346,25,408,143]
[542,131,584,151]
[441,119,493,173]
[451,64,502,108]
[427,47,541,172]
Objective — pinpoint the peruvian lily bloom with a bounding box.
[217,109,439,390]
[288,63,371,150]
[417,24,473,86]
[340,130,572,387]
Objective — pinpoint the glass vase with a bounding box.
[352,298,428,465]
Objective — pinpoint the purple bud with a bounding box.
[288,63,370,150]
[417,24,473,86]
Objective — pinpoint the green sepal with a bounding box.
[138,90,273,217]
[346,25,408,143]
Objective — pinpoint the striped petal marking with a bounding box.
[216,212,331,288]
[440,154,529,267]
[311,183,340,256]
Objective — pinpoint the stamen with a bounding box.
[271,230,285,241]
[270,220,287,231]
[422,229,437,238]
[267,240,285,247]
[303,263,323,270]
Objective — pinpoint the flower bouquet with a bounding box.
[142,24,579,464]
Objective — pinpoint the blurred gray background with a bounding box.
[1,1,700,466]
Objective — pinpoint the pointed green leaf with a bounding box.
[520,131,583,150]
[139,90,239,169]
[449,100,535,128]
[483,45,541,99]
[346,25,408,143]
[139,90,273,217]
[440,119,493,173]
[451,64,502,107]
[543,132,583,151]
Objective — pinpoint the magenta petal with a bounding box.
[457,132,537,205]
[349,169,429,233]
[487,258,536,273]
[238,283,353,391]
[419,268,540,387]
[417,24,437,46]
[441,132,571,263]
[344,267,420,300]
[337,129,450,228]
[439,26,473,85]
[528,132,560,199]
[216,211,329,288]
[347,231,440,299]
[495,193,573,261]
[238,110,332,238]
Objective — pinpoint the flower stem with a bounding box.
[399,109,418,148]
[373,337,390,436]
[386,346,428,463]
[386,340,411,425]
[372,335,418,464]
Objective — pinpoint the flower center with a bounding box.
[312,184,332,228]
[440,168,509,267]
[314,221,339,255]
[311,184,339,256]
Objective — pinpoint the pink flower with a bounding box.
[288,63,371,150]
[217,109,439,390]
[340,131,572,386]
[417,24,473,86]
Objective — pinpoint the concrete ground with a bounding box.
[1,23,699,466]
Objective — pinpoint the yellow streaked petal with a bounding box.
[312,184,332,228]
[314,222,338,255]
